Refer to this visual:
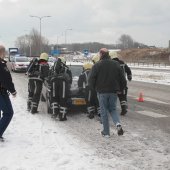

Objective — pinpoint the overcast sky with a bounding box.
[0,0,170,48]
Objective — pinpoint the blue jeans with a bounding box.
[97,93,120,135]
[0,94,14,137]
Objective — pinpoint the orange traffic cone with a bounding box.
[138,92,144,102]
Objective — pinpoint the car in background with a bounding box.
[11,56,29,72]
[48,56,55,68]
[41,61,87,116]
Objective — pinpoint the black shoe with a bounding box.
[27,103,31,111]
[117,125,124,136]
[31,107,38,114]
[0,136,5,142]
[121,109,127,115]
[87,112,94,119]
[59,112,67,121]
[101,131,110,138]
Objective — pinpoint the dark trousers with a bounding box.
[28,78,43,110]
[0,94,14,137]
[85,86,100,115]
[50,77,69,107]
[118,87,128,110]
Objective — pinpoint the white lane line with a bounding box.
[144,97,169,104]
[137,110,168,118]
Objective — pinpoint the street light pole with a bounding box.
[65,28,72,44]
[30,15,51,54]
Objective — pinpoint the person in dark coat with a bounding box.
[109,51,132,115]
[88,48,126,137]
[0,45,17,142]
[26,53,49,114]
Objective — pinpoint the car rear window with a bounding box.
[15,57,29,62]
[68,65,83,77]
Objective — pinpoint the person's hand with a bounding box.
[127,75,132,81]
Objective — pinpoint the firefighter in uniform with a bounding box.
[26,53,49,114]
[78,62,100,119]
[48,56,72,121]
[0,45,17,142]
[109,51,132,115]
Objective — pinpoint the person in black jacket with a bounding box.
[89,48,126,137]
[0,45,17,142]
[109,51,132,115]
[78,62,100,119]
[26,53,49,114]
[48,56,72,121]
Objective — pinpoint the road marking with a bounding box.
[137,110,168,118]
[144,97,169,104]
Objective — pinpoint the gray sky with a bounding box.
[0,0,170,48]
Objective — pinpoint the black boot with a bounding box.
[121,105,127,115]
[87,106,95,119]
[51,102,59,118]
[59,106,67,121]
[27,101,31,111]
[31,107,38,114]
[27,97,32,111]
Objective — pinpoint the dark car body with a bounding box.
[41,61,87,113]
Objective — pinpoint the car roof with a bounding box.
[66,61,84,66]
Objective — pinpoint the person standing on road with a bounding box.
[109,51,132,115]
[89,48,126,137]
[0,45,17,142]
[26,53,49,114]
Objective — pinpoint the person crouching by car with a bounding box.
[26,53,49,114]
[78,62,100,119]
[89,48,127,137]
[48,56,72,121]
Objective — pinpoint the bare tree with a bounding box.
[118,34,134,49]
[15,28,50,56]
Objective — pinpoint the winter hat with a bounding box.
[58,56,66,64]
[109,51,118,59]
[83,62,93,70]
[40,52,49,61]
[92,54,100,63]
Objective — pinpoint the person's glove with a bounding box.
[127,75,132,81]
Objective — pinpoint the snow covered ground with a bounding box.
[0,66,170,170]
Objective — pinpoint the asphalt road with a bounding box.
[127,80,170,133]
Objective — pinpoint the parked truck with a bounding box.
[8,48,19,61]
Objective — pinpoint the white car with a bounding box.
[11,56,30,72]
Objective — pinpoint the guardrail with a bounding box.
[127,62,170,68]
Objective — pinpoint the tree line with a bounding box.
[15,29,148,56]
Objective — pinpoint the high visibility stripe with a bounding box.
[53,82,55,97]
[62,81,65,98]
